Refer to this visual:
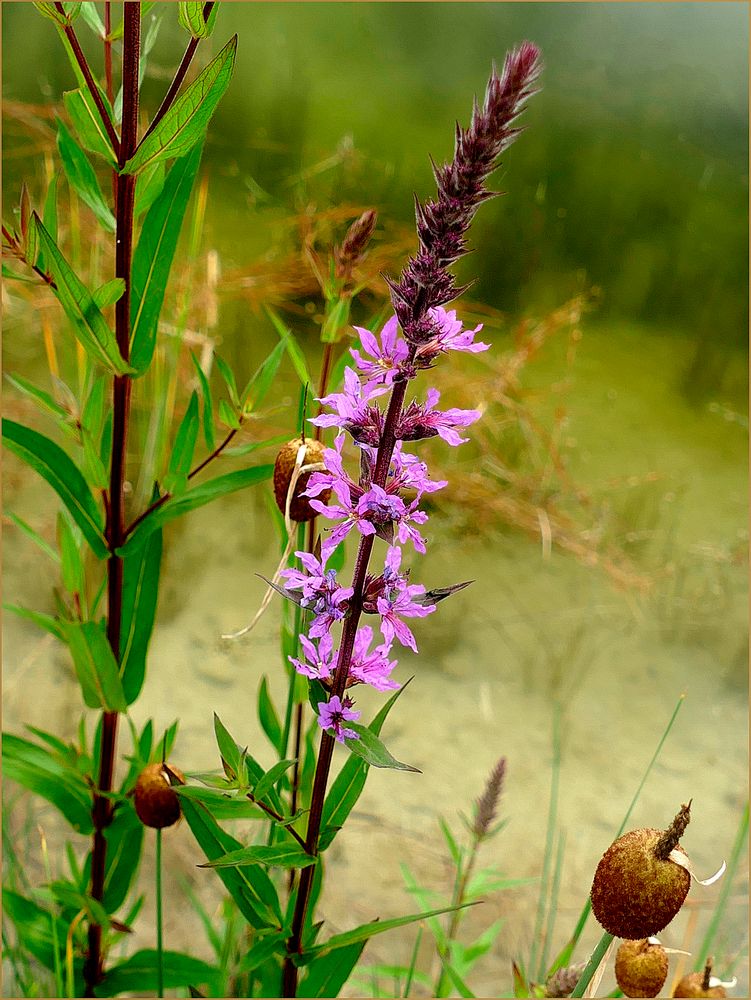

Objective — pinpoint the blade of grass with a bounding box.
[156,829,164,998]
[570,932,613,998]
[530,700,562,980]
[403,927,422,998]
[694,800,748,969]
[538,827,566,981]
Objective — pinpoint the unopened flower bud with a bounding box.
[273,438,329,522]
[134,763,184,829]
[334,209,377,279]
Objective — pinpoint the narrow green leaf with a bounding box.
[439,817,461,865]
[3,603,64,641]
[62,620,128,712]
[3,733,93,833]
[3,418,108,558]
[117,464,273,556]
[36,171,60,272]
[241,337,287,415]
[57,117,115,231]
[342,723,420,771]
[235,932,288,974]
[33,2,69,25]
[300,903,477,964]
[77,1,105,36]
[180,796,282,928]
[95,949,221,997]
[120,527,162,704]
[4,371,70,423]
[200,843,316,870]
[215,354,239,406]
[178,1,210,37]
[122,36,237,175]
[102,807,145,914]
[253,758,296,802]
[2,263,37,283]
[321,681,410,843]
[213,713,242,779]
[257,676,283,754]
[218,397,241,430]
[7,512,60,563]
[298,941,366,997]
[93,278,125,309]
[49,881,110,927]
[63,89,117,166]
[130,144,203,373]
[265,306,313,388]
[175,785,264,821]
[190,352,216,451]
[57,510,85,595]
[2,889,83,990]
[31,215,133,375]
[164,390,200,493]
[133,161,166,218]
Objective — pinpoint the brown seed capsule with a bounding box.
[615,939,669,998]
[590,803,692,939]
[134,762,184,829]
[673,959,728,998]
[273,438,329,523]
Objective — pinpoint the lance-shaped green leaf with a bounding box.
[257,676,283,754]
[122,35,237,175]
[297,941,366,998]
[3,419,108,559]
[78,1,105,36]
[342,723,420,771]
[320,681,412,848]
[120,526,162,704]
[57,510,85,596]
[93,278,125,309]
[56,118,115,231]
[200,842,317,871]
[31,215,133,375]
[175,785,264,821]
[265,307,314,388]
[178,1,219,37]
[163,390,200,494]
[3,733,94,834]
[190,351,215,450]
[63,89,117,166]
[180,796,282,928]
[33,2,69,25]
[102,807,144,914]
[6,511,60,564]
[252,758,296,802]
[130,144,203,373]
[133,161,166,218]
[296,903,477,966]
[117,463,273,556]
[4,604,65,641]
[2,889,84,990]
[95,950,221,997]
[241,337,288,415]
[37,171,59,272]
[62,620,128,712]
[4,371,70,424]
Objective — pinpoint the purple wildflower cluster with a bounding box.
[280,306,487,741]
[278,43,542,744]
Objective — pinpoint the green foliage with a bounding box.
[201,843,316,871]
[130,143,204,373]
[343,722,420,772]
[31,215,133,375]
[178,1,220,38]
[164,390,200,493]
[119,526,163,704]
[3,419,108,559]
[297,941,366,998]
[62,621,128,712]
[117,463,274,556]
[56,117,115,231]
[63,89,117,167]
[95,949,221,997]
[122,36,238,175]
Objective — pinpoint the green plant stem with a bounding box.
[434,834,481,996]
[53,1,120,155]
[695,800,749,968]
[530,700,562,980]
[140,1,215,144]
[103,2,113,102]
[156,829,164,998]
[84,5,140,993]
[570,932,613,998]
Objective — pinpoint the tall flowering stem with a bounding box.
[281,43,541,997]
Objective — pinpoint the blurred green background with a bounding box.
[3,2,748,403]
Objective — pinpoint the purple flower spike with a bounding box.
[290,632,336,680]
[279,550,353,637]
[372,546,437,651]
[349,626,400,691]
[414,307,490,366]
[310,367,385,446]
[317,695,361,743]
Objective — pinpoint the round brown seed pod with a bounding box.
[615,939,669,998]
[134,763,184,829]
[273,438,329,523]
[673,959,728,998]
[590,804,691,939]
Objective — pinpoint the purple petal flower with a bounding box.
[310,367,385,446]
[350,315,411,390]
[370,546,437,651]
[290,632,336,680]
[397,389,481,446]
[279,549,353,636]
[349,626,400,691]
[414,307,490,365]
[317,695,361,743]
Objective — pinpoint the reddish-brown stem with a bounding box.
[123,426,239,540]
[84,5,140,993]
[282,371,411,996]
[53,2,120,157]
[139,1,215,145]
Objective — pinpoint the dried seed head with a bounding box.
[615,939,669,998]
[673,959,730,998]
[590,805,692,939]
[335,209,378,279]
[473,756,507,837]
[134,762,184,829]
[273,438,329,522]
[544,961,586,997]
